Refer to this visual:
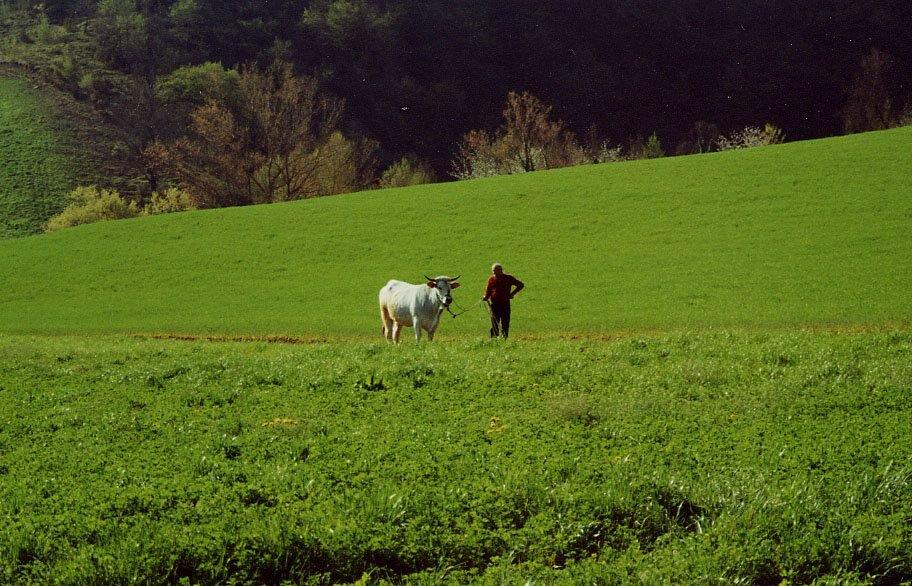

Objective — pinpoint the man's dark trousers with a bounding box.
[490,302,511,339]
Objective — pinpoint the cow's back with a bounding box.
[379,279,428,324]
[379,279,408,304]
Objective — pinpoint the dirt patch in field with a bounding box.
[139,333,335,345]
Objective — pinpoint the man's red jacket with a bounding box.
[484,274,524,306]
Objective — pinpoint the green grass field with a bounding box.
[0,76,72,238]
[1,127,910,337]
[1,331,910,583]
[2,128,911,583]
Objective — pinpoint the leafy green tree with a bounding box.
[92,0,148,71]
[155,62,240,131]
[168,0,309,66]
[86,0,186,195]
[309,131,379,196]
[28,0,96,23]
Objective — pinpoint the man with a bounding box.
[482,263,524,339]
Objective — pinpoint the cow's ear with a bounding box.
[426,281,437,288]
[450,282,461,289]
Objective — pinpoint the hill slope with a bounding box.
[0,127,910,337]
[0,67,135,238]
[0,75,73,238]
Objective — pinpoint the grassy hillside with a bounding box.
[0,65,136,238]
[0,127,911,337]
[0,76,73,238]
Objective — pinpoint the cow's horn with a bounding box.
[424,275,434,281]
[448,275,461,281]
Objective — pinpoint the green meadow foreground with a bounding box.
[1,331,911,583]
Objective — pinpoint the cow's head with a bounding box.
[425,275,461,307]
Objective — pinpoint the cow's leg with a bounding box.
[380,305,394,341]
[392,321,403,343]
[413,316,423,342]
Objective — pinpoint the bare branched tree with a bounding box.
[148,61,364,207]
[501,91,564,172]
[451,91,584,179]
[842,48,893,134]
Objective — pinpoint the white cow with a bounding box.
[379,275,461,342]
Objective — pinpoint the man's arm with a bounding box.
[510,277,524,299]
[482,276,495,301]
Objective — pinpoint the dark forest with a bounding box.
[14,0,912,176]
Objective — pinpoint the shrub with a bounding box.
[630,132,665,160]
[592,141,624,163]
[28,13,66,44]
[45,186,141,231]
[144,188,196,215]
[892,103,912,128]
[74,69,121,102]
[379,157,436,188]
[48,51,81,90]
[451,129,502,180]
[675,121,720,155]
[77,71,94,93]
[716,124,784,151]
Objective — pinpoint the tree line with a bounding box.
[3,0,910,213]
